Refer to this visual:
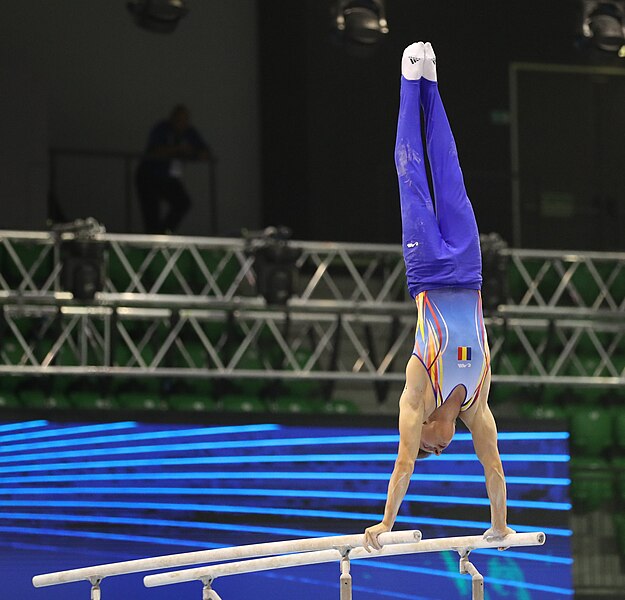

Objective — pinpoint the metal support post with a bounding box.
[202,578,223,600]
[339,550,352,600]
[458,552,484,600]
[89,577,101,600]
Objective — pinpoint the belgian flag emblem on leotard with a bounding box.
[457,346,472,361]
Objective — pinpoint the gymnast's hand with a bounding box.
[363,522,391,552]
[483,526,516,551]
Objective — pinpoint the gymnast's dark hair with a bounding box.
[417,449,433,460]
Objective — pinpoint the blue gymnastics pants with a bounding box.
[395,77,482,298]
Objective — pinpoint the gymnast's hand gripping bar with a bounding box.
[32,529,421,589]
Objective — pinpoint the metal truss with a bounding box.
[504,249,625,311]
[1,231,624,387]
[0,231,407,306]
[2,231,625,309]
[0,304,411,381]
[1,304,623,388]
[489,317,625,386]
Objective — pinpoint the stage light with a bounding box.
[53,218,105,301]
[583,1,625,52]
[480,233,509,314]
[334,0,389,45]
[127,0,188,34]
[244,227,301,306]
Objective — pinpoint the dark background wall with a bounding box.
[259,0,625,249]
[0,1,623,248]
[0,0,260,235]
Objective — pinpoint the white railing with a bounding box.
[32,530,421,597]
[143,532,545,600]
[32,530,546,600]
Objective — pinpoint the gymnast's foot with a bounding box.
[401,41,424,80]
[423,42,437,82]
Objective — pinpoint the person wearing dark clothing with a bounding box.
[136,105,211,233]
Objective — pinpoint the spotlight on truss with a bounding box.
[334,0,389,45]
[127,0,188,34]
[583,1,625,53]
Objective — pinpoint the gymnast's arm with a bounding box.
[461,375,514,542]
[363,356,425,551]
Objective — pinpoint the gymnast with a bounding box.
[364,42,514,552]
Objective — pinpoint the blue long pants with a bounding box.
[395,77,482,298]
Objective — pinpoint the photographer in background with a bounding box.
[136,104,212,234]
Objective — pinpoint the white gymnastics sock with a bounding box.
[401,42,425,80]
[423,42,437,82]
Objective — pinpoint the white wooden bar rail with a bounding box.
[143,532,546,600]
[32,530,421,592]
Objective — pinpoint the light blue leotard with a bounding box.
[396,77,489,406]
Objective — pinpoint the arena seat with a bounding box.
[70,390,117,411]
[234,347,267,395]
[55,345,80,367]
[280,347,319,396]
[506,264,525,303]
[167,392,214,412]
[196,249,240,295]
[518,389,567,420]
[116,390,167,411]
[322,398,359,415]
[272,396,318,414]
[569,458,613,511]
[184,376,214,399]
[114,343,155,369]
[614,408,625,451]
[608,271,625,306]
[5,243,53,289]
[0,339,26,366]
[145,249,195,294]
[572,268,599,306]
[20,389,71,410]
[107,246,147,292]
[499,352,528,381]
[569,404,612,457]
[612,458,625,504]
[176,342,207,368]
[220,394,265,413]
[512,260,558,305]
[0,391,20,408]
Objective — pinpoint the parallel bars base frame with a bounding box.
[33,531,546,600]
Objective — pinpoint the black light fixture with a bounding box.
[334,0,389,45]
[127,0,188,34]
[479,233,509,314]
[583,1,625,54]
[54,218,106,301]
[244,227,301,306]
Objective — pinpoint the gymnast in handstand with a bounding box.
[364,42,514,551]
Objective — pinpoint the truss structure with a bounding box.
[1,231,624,387]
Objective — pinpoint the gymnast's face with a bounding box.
[420,419,455,456]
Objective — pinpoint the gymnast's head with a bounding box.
[418,417,456,458]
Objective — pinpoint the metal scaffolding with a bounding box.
[1,230,624,387]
